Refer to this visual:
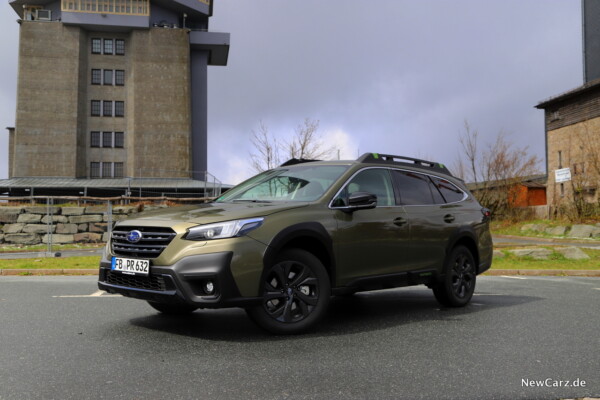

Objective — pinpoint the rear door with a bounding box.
[391,170,457,270]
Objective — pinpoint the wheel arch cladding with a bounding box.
[264,222,336,285]
[449,234,480,273]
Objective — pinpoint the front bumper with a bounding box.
[98,251,261,309]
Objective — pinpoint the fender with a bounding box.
[445,226,480,266]
[263,222,336,284]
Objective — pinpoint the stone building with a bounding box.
[536,81,600,209]
[3,0,229,196]
[535,0,600,212]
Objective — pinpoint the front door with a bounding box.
[332,168,411,285]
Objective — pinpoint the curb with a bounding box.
[484,269,600,277]
[0,269,98,276]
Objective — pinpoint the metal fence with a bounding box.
[0,196,212,257]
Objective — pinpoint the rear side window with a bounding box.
[392,170,440,205]
[430,176,465,203]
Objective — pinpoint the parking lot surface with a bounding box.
[0,276,598,400]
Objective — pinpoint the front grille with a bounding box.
[105,270,167,291]
[111,226,176,258]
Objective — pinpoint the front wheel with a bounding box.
[432,245,476,307]
[246,249,331,334]
[147,301,197,315]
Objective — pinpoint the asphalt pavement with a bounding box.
[0,276,598,400]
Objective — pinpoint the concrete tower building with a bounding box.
[6,0,229,184]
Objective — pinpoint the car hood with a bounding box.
[115,201,310,228]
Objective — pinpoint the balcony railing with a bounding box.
[61,0,150,16]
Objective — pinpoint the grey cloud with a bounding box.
[0,0,584,184]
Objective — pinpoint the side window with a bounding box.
[430,176,465,203]
[392,170,438,205]
[334,169,395,207]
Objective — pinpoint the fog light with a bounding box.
[204,280,215,295]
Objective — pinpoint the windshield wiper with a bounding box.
[231,199,273,203]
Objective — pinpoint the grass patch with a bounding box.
[0,256,101,269]
[0,243,103,253]
[492,247,600,270]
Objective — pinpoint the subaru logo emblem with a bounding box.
[126,230,142,243]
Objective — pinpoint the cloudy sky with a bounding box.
[0,0,583,185]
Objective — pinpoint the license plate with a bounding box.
[111,257,150,276]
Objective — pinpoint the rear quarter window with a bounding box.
[430,176,465,203]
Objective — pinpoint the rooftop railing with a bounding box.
[61,0,150,16]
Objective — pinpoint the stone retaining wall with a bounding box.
[0,205,141,245]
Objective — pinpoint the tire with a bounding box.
[147,301,197,315]
[432,245,476,307]
[246,248,331,335]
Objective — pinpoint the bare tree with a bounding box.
[250,121,280,173]
[458,120,479,183]
[249,118,334,172]
[565,121,600,219]
[284,118,334,161]
[455,121,541,217]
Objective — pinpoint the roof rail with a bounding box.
[357,153,453,176]
[280,158,320,167]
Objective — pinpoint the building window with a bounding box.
[115,70,125,86]
[114,162,124,178]
[90,162,100,178]
[91,69,101,85]
[115,132,124,148]
[103,39,113,55]
[103,101,113,117]
[115,101,125,117]
[102,162,112,178]
[558,151,562,169]
[102,131,113,148]
[91,38,102,54]
[91,100,101,116]
[103,69,113,85]
[115,39,125,55]
[91,131,101,147]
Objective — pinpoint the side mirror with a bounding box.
[346,191,377,212]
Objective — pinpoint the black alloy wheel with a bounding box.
[247,248,330,334]
[432,245,476,307]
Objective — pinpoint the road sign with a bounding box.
[555,167,571,183]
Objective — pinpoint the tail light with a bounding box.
[481,208,491,219]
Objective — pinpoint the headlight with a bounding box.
[184,217,264,241]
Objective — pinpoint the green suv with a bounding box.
[98,153,493,334]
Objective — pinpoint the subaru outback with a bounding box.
[98,153,493,334]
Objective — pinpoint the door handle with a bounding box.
[443,214,455,223]
[393,217,407,226]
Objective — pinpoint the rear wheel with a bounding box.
[247,249,330,334]
[432,245,476,307]
[147,301,197,315]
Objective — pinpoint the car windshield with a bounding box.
[215,165,349,203]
